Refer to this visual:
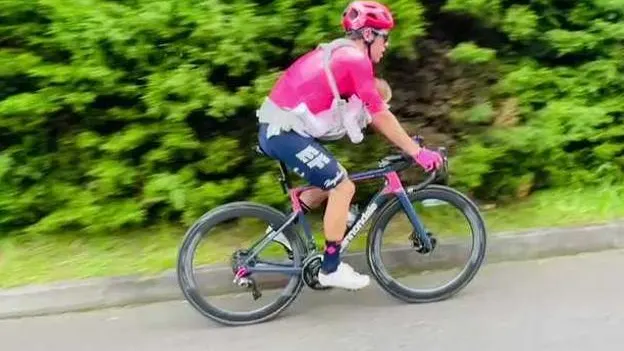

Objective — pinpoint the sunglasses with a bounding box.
[372,29,390,43]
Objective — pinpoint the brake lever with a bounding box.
[435,146,449,185]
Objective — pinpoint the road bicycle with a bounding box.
[176,136,487,326]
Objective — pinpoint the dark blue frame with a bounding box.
[243,166,434,276]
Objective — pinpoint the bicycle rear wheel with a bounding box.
[177,201,306,326]
[366,185,487,303]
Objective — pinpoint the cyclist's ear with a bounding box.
[361,28,375,42]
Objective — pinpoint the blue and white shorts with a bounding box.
[258,123,346,190]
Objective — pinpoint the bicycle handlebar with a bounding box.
[377,135,449,188]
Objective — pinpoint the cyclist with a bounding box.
[257,1,443,290]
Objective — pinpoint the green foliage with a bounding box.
[3,0,624,237]
[0,0,425,236]
[502,5,539,41]
[443,0,503,25]
[447,42,496,64]
[443,0,624,200]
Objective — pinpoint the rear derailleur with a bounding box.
[230,250,262,300]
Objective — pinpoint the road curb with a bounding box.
[1,220,623,320]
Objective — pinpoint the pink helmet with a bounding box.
[342,1,395,32]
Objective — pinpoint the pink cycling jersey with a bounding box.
[269,44,386,117]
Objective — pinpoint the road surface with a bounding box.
[2,250,624,351]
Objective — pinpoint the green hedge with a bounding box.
[0,0,424,235]
[1,0,623,236]
[442,0,624,200]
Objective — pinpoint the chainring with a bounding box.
[302,254,331,290]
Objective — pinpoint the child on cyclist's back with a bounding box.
[375,77,392,106]
[305,76,394,143]
[340,77,393,143]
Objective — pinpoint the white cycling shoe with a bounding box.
[318,262,370,290]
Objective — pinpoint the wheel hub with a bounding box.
[230,249,251,275]
[410,231,438,254]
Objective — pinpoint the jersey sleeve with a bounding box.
[346,55,387,116]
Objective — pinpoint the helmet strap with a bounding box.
[345,28,384,60]
[351,28,375,60]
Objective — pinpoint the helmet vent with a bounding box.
[347,8,359,20]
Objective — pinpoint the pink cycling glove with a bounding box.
[412,148,443,172]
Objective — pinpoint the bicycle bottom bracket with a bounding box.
[410,231,438,254]
[302,254,331,290]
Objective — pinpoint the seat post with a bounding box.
[253,143,292,194]
[278,161,291,194]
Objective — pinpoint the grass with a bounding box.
[1,185,623,289]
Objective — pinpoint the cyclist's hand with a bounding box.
[412,148,443,172]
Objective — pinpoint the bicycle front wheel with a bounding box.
[366,185,487,303]
[177,201,306,326]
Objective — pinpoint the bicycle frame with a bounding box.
[242,155,442,277]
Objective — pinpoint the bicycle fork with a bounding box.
[386,172,434,252]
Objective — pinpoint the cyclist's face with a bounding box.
[370,32,389,63]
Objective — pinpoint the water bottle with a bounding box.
[346,204,360,228]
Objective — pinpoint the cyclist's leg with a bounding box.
[281,187,326,252]
[311,152,368,290]
[298,163,347,209]
[300,187,328,209]
[258,124,369,290]
[258,124,314,252]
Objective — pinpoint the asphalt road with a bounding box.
[2,250,624,351]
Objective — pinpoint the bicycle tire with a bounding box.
[176,201,307,326]
[366,185,487,303]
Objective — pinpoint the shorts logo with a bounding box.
[323,169,344,189]
[293,167,306,177]
[296,145,330,170]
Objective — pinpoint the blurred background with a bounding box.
[1,0,623,289]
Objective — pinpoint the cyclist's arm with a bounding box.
[369,110,421,156]
[346,57,421,156]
